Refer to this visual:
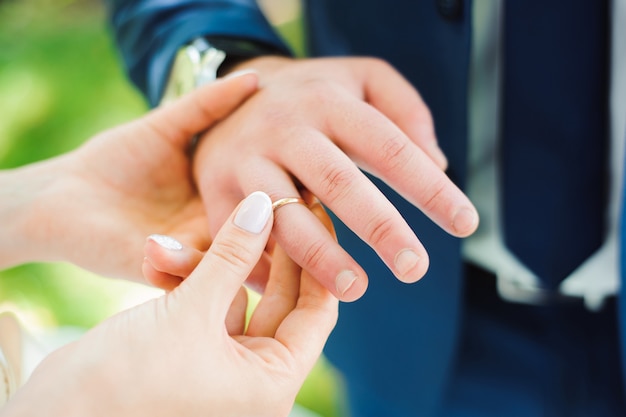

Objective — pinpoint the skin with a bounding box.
[193,56,480,301]
[0,78,339,415]
[1,193,339,417]
[0,72,261,289]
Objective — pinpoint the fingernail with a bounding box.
[234,191,272,234]
[148,234,183,251]
[224,69,258,80]
[336,270,358,297]
[452,206,479,236]
[394,249,422,282]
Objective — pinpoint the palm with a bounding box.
[61,121,210,282]
[28,74,258,284]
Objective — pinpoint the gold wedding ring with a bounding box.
[271,197,307,211]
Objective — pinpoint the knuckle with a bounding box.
[258,80,338,128]
[258,105,293,130]
[421,179,449,213]
[379,134,412,171]
[318,162,358,203]
[364,215,396,247]
[299,79,339,107]
[209,237,255,274]
[301,238,330,272]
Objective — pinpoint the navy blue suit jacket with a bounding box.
[107,1,623,415]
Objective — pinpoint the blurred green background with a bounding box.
[0,0,344,415]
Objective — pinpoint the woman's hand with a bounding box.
[1,192,339,417]
[0,71,259,286]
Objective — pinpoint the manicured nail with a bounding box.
[224,69,258,80]
[234,191,272,234]
[394,249,422,282]
[148,234,183,251]
[335,270,358,297]
[452,206,479,236]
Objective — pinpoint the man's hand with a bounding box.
[194,56,479,301]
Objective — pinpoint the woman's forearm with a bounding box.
[0,157,70,269]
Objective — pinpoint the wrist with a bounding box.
[0,343,110,417]
[0,156,73,269]
[0,167,40,269]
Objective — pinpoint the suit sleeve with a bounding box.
[106,0,291,106]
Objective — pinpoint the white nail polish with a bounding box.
[148,234,183,251]
[234,191,272,234]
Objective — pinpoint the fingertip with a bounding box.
[215,69,259,92]
[144,234,204,279]
[393,248,429,283]
[335,270,368,302]
[451,206,480,237]
[147,234,183,251]
[223,68,259,82]
[233,191,273,234]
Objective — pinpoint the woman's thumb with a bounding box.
[175,192,273,319]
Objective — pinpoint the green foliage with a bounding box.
[0,0,146,169]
